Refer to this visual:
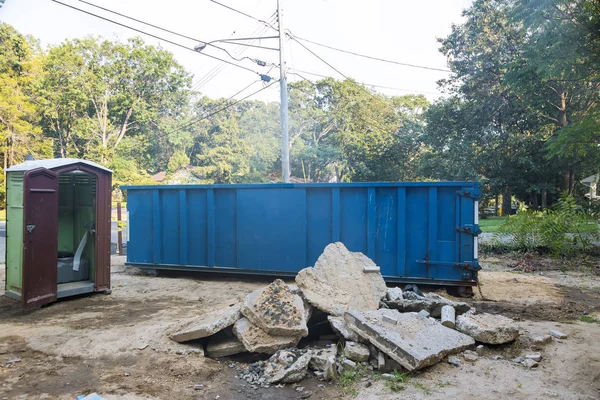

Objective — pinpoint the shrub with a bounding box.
[495,195,599,257]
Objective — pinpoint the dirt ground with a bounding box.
[1,254,599,400]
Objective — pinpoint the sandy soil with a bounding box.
[1,254,599,399]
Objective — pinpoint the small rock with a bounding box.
[342,359,357,370]
[462,350,478,362]
[381,373,395,380]
[386,287,403,302]
[344,342,370,362]
[136,344,149,350]
[363,266,380,273]
[525,353,542,362]
[549,330,567,339]
[194,384,204,390]
[523,359,539,369]
[124,372,130,377]
[417,310,430,318]
[447,356,462,367]
[365,381,372,388]
[490,355,503,360]
[529,334,552,346]
[295,386,304,392]
[476,345,485,356]
[382,314,399,325]
[512,357,523,363]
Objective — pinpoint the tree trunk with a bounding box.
[531,192,539,210]
[494,195,499,216]
[541,189,548,209]
[502,184,512,216]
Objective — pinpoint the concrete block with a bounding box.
[456,313,519,344]
[344,341,370,362]
[386,287,403,302]
[233,317,301,354]
[241,279,308,337]
[344,309,475,371]
[296,243,387,316]
[170,304,241,343]
[549,330,567,339]
[328,316,364,342]
[441,305,456,329]
[206,336,246,358]
[525,353,542,362]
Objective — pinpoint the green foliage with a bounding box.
[497,195,600,256]
[384,370,410,393]
[578,315,599,324]
[335,361,368,397]
[167,151,190,173]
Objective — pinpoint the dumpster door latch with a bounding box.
[26,224,35,233]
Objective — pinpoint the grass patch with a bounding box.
[479,216,507,233]
[412,381,432,395]
[336,361,368,397]
[579,315,600,324]
[384,370,410,393]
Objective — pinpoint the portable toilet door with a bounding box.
[22,168,60,308]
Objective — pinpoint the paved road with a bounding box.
[0,220,121,263]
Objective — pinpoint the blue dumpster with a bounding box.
[122,182,481,287]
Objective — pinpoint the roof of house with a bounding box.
[6,158,112,173]
[581,174,598,184]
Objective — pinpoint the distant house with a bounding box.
[581,174,599,200]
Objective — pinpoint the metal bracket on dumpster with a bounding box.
[456,189,481,199]
[456,225,482,235]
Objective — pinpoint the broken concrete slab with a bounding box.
[241,279,308,337]
[462,350,479,362]
[447,356,461,367]
[309,344,337,381]
[295,242,387,316]
[528,334,552,346]
[386,287,403,302]
[263,349,312,384]
[170,304,241,343]
[384,292,471,318]
[328,316,363,343]
[523,359,539,369]
[233,317,301,354]
[456,313,519,344]
[206,336,246,358]
[441,305,456,329]
[344,309,475,371]
[344,341,370,362]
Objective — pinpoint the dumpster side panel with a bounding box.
[124,182,480,285]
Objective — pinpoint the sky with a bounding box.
[0,0,473,103]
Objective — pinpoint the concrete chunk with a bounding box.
[386,287,403,302]
[241,279,308,337]
[456,313,519,344]
[295,243,387,316]
[529,334,552,346]
[344,341,370,362]
[525,353,542,362]
[441,305,456,329]
[170,304,241,343]
[328,316,364,342]
[206,336,246,358]
[263,349,312,384]
[549,329,567,339]
[233,317,300,354]
[384,292,471,318]
[309,344,337,379]
[344,309,475,371]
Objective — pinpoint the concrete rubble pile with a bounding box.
[168,242,546,387]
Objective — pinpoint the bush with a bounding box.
[495,195,599,256]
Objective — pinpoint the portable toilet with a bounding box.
[4,158,112,308]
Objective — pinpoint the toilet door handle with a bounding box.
[26,224,35,233]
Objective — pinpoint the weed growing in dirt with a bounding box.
[484,368,490,375]
[510,340,522,357]
[579,315,600,323]
[336,361,368,397]
[518,383,523,389]
[436,380,456,387]
[412,381,432,394]
[385,370,410,392]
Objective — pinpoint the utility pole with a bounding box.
[277,0,290,183]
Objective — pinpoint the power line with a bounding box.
[50,0,263,76]
[290,69,440,95]
[169,79,278,135]
[74,0,273,64]
[288,31,451,73]
[209,0,278,32]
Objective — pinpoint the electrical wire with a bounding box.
[191,13,277,91]
[209,0,278,32]
[74,0,271,64]
[287,30,451,73]
[50,0,263,76]
[290,69,440,95]
[168,79,278,135]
